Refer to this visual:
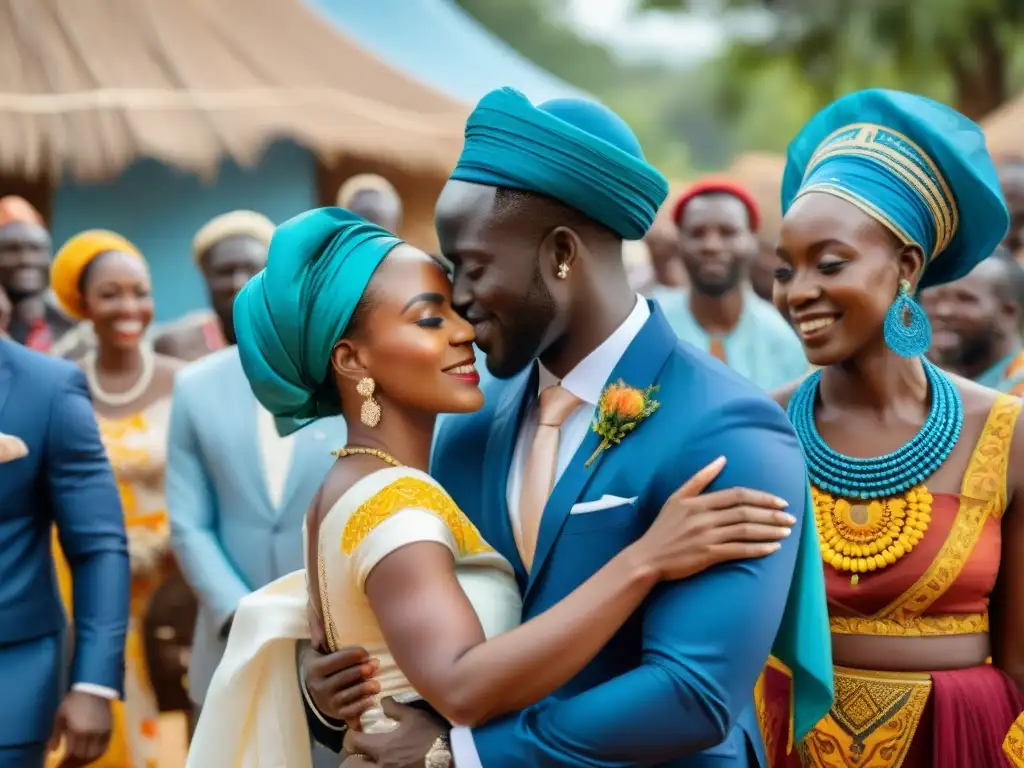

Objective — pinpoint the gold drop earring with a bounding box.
[557,263,569,279]
[356,377,381,427]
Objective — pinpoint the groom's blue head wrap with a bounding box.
[449,88,669,241]
[233,207,402,435]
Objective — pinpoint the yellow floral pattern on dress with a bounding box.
[341,477,493,558]
[1005,712,1024,767]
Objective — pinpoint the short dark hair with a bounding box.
[493,186,619,244]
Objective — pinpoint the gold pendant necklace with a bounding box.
[331,446,402,467]
[813,485,932,585]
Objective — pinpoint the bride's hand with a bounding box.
[629,456,795,582]
[301,642,381,730]
[0,433,28,463]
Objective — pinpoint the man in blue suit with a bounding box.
[0,338,130,767]
[300,89,830,767]
[167,344,345,766]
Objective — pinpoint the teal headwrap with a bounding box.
[782,89,1008,291]
[450,88,669,241]
[233,207,402,435]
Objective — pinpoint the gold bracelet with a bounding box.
[425,734,452,768]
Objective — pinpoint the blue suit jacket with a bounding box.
[431,303,808,767]
[167,347,346,704]
[0,339,129,746]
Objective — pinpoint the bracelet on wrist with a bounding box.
[425,733,452,768]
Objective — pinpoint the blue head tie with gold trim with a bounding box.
[233,207,402,435]
[782,89,1008,290]
[450,87,669,241]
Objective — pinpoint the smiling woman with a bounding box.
[760,90,1024,768]
[47,230,184,768]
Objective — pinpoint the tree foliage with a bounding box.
[640,0,1024,120]
[451,0,715,178]
[451,0,1024,173]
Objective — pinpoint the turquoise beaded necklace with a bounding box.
[787,358,963,499]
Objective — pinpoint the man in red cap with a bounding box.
[656,178,807,390]
[0,196,76,353]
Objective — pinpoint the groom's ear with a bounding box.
[330,339,369,383]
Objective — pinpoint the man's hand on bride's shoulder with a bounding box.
[344,698,449,768]
[302,643,381,729]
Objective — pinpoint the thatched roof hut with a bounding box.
[0,0,468,184]
[981,93,1024,162]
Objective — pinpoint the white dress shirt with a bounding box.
[452,296,649,767]
[256,402,296,508]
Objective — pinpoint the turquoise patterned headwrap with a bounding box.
[233,207,402,435]
[450,88,669,241]
[782,89,1008,290]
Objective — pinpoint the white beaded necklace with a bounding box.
[84,344,156,408]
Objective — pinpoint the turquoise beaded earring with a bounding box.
[883,278,931,358]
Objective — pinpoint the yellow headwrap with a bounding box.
[335,174,399,208]
[192,210,276,265]
[51,230,143,320]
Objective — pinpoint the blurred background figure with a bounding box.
[48,230,183,767]
[999,160,1024,262]
[155,212,275,362]
[643,224,688,290]
[0,195,76,352]
[335,173,403,232]
[622,238,658,294]
[166,342,345,768]
[656,178,807,390]
[749,239,779,303]
[922,247,1024,396]
[0,284,10,339]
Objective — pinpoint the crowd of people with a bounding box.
[1,85,1024,768]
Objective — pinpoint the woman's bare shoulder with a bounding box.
[950,373,1009,423]
[770,376,808,410]
[313,458,427,522]
[316,457,376,517]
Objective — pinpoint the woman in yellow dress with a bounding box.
[48,231,182,767]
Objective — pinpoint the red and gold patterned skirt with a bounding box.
[758,658,1024,768]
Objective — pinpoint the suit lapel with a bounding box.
[221,359,276,519]
[482,365,537,589]
[526,302,678,600]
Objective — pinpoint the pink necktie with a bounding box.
[517,385,582,570]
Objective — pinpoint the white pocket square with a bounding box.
[569,495,638,515]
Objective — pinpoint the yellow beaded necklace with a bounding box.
[812,485,933,585]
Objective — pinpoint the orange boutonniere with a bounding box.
[585,380,660,468]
